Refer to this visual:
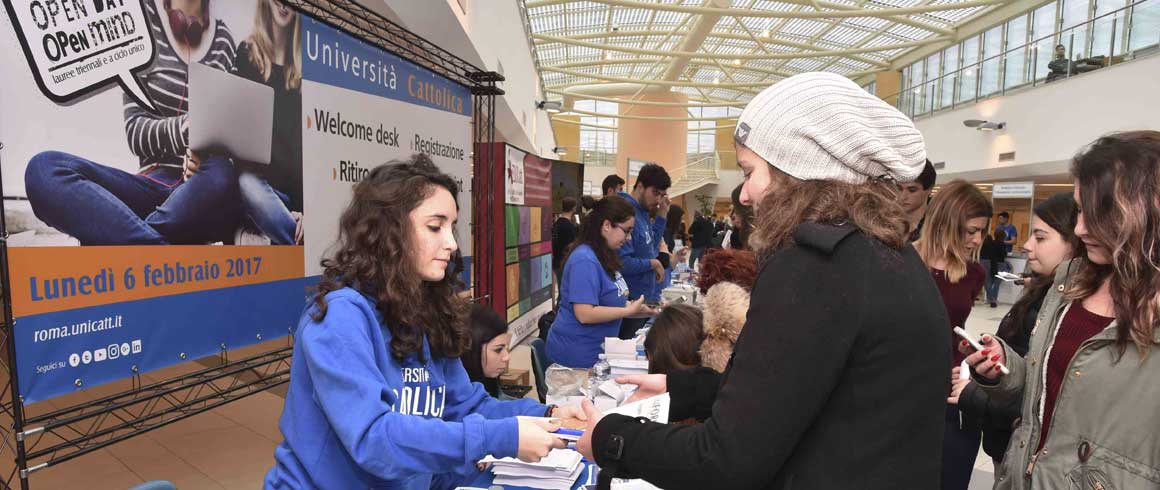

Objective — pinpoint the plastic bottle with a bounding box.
[588,354,611,402]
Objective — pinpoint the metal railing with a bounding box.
[670,152,721,197]
[889,0,1159,119]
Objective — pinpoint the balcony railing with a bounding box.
[888,0,1159,119]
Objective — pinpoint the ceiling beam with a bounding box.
[550,29,892,67]
[526,0,1002,29]
[533,33,952,60]
[543,66,768,88]
[548,89,747,106]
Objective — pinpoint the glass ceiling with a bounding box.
[525,0,1002,108]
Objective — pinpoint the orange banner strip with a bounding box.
[8,246,305,317]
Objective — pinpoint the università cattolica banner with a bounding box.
[0,0,472,403]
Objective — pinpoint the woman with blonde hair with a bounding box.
[234,0,304,244]
[965,131,1160,490]
[913,179,991,490]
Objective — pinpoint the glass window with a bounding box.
[1061,0,1091,58]
[980,25,1004,96]
[1031,2,1059,81]
[958,36,980,103]
[577,100,618,167]
[1129,0,1160,51]
[1005,15,1030,89]
[899,64,912,116]
[686,107,719,163]
[923,52,941,112]
[940,45,958,109]
[1091,0,1125,57]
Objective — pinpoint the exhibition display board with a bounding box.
[0,1,501,486]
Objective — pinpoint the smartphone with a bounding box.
[953,327,1010,375]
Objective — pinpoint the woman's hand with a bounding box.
[549,404,589,423]
[183,149,202,180]
[616,373,666,404]
[575,400,603,462]
[291,212,304,244]
[960,334,1007,381]
[948,367,970,405]
[625,296,659,318]
[649,259,665,282]
[516,417,566,462]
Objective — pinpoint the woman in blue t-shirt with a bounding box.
[264,155,584,490]
[548,196,659,368]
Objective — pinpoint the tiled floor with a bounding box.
[0,304,1011,490]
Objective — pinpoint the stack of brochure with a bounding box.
[482,448,585,489]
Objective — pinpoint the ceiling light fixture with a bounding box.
[963,119,1006,131]
[537,100,563,113]
[761,28,771,38]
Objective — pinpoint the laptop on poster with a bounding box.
[188,62,274,164]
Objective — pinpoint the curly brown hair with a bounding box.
[1067,131,1160,357]
[749,165,911,258]
[312,155,470,361]
[697,249,757,294]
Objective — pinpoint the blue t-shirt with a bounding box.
[547,244,630,368]
[997,223,1017,253]
[617,192,666,302]
[264,288,546,490]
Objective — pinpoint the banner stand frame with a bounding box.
[0,1,502,487]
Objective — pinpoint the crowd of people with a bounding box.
[261,69,1160,490]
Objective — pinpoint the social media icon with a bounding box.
[108,344,120,360]
[94,349,107,362]
[120,343,131,357]
[68,353,80,367]
[81,351,92,364]
[131,340,142,354]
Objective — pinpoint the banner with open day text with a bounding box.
[1,0,471,403]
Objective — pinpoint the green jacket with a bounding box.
[981,259,1160,490]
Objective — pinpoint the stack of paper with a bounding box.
[482,449,585,490]
[603,337,642,360]
[607,357,649,376]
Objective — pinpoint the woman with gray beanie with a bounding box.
[574,72,951,489]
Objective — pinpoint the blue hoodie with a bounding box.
[264,288,547,489]
[617,192,666,303]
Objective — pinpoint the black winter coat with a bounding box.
[592,223,951,489]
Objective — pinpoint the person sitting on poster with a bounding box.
[233,0,305,245]
[24,0,241,245]
[265,155,587,490]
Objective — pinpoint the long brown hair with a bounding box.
[246,0,301,90]
[1067,131,1160,356]
[313,155,469,361]
[644,304,704,375]
[996,192,1081,345]
[914,180,992,283]
[565,195,635,278]
[749,164,910,258]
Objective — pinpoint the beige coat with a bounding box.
[983,259,1160,490]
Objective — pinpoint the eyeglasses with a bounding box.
[614,224,634,236]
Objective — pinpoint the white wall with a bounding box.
[917,53,1160,183]
[375,0,558,157]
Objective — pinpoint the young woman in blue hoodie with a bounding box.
[264,155,583,489]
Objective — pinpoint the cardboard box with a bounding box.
[499,368,530,387]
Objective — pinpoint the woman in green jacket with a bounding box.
[964,131,1160,490]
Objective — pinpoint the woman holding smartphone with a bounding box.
[964,132,1160,490]
[951,192,1079,464]
[547,196,658,368]
[912,179,990,490]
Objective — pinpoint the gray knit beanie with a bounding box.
[733,72,926,184]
